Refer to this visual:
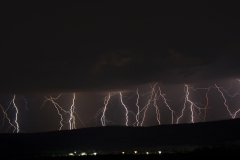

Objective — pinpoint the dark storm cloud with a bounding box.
[1,0,240,93]
[92,50,134,73]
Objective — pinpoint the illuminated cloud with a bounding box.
[92,50,133,73]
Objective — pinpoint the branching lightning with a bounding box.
[215,83,240,119]
[158,87,175,124]
[91,93,115,126]
[44,95,66,130]
[177,85,206,124]
[152,85,161,125]
[100,93,111,126]
[0,104,16,132]
[43,93,85,130]
[0,95,20,133]
[1,79,240,133]
[140,83,157,126]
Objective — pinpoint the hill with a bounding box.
[0,119,240,157]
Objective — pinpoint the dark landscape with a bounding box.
[0,118,240,158]
[1,1,240,159]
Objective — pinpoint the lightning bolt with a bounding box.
[215,83,240,119]
[204,87,210,122]
[91,93,114,126]
[0,95,20,133]
[176,85,190,124]
[100,93,111,126]
[189,86,214,122]
[177,84,205,124]
[44,95,66,130]
[134,88,140,126]
[152,85,161,125]
[43,93,85,130]
[12,95,20,133]
[158,87,175,124]
[185,85,195,123]
[69,93,76,130]
[0,104,16,133]
[1,79,240,132]
[119,92,129,126]
[218,80,240,98]
[140,83,157,126]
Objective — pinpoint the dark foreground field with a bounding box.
[4,151,240,160]
[1,146,240,159]
[0,119,240,159]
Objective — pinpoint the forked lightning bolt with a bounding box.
[43,93,85,130]
[0,104,16,132]
[91,93,115,126]
[215,84,240,119]
[152,85,161,125]
[140,83,157,126]
[0,95,20,133]
[176,85,205,124]
[44,95,65,130]
[1,79,240,132]
[158,87,175,124]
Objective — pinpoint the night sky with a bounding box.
[0,0,240,133]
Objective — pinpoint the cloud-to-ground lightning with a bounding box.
[43,93,85,130]
[12,95,20,133]
[152,85,161,125]
[2,79,240,133]
[90,93,115,126]
[0,104,16,132]
[176,85,187,124]
[158,87,175,124]
[189,86,214,122]
[215,83,240,119]
[140,83,157,126]
[44,95,65,130]
[119,92,129,126]
[134,88,140,126]
[176,85,206,124]
[69,93,76,130]
[0,95,20,133]
[100,93,111,126]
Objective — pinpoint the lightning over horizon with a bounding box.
[0,0,239,137]
[1,80,240,133]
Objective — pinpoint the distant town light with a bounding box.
[134,151,137,154]
[81,152,87,156]
[74,151,76,154]
[93,152,97,156]
[69,153,74,156]
[158,151,161,154]
[122,152,125,155]
[146,152,149,155]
